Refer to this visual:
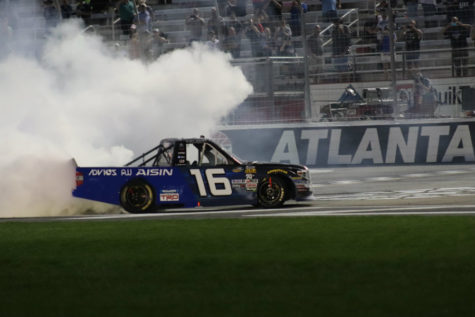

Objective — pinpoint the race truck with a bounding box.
[73,137,312,213]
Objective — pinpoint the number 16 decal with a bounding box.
[190,168,232,196]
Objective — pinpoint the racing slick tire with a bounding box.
[257,175,287,208]
[120,180,155,213]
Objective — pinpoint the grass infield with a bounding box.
[1,216,475,317]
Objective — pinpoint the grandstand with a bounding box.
[2,0,475,123]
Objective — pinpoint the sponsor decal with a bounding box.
[245,167,256,174]
[232,179,246,189]
[160,190,179,202]
[245,179,258,191]
[232,167,243,173]
[267,169,288,175]
[232,179,258,191]
[89,168,174,177]
[88,169,117,176]
[231,178,259,191]
[121,169,133,176]
[135,168,173,176]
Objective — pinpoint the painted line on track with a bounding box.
[403,173,432,178]
[331,180,361,185]
[436,170,466,175]
[246,205,475,218]
[365,177,401,182]
[64,205,330,221]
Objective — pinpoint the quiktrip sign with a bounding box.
[220,120,475,167]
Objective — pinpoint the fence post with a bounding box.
[300,5,312,121]
[352,54,356,81]
[387,4,398,118]
[267,58,276,120]
[402,52,406,79]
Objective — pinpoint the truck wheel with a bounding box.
[257,176,286,208]
[120,180,155,213]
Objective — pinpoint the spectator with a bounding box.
[332,18,351,56]
[378,26,396,79]
[117,0,136,36]
[256,10,271,30]
[222,25,241,58]
[226,12,244,35]
[331,18,351,72]
[307,24,323,73]
[255,14,266,33]
[146,28,169,60]
[76,1,92,25]
[362,15,379,45]
[402,19,423,71]
[246,16,265,56]
[265,0,283,27]
[206,31,220,49]
[186,8,206,43]
[404,0,418,18]
[274,18,294,56]
[224,0,239,17]
[208,7,223,36]
[308,24,323,56]
[128,25,141,59]
[413,72,437,116]
[60,0,74,19]
[289,0,305,37]
[419,0,437,27]
[259,27,274,56]
[138,0,155,21]
[443,16,471,77]
[43,0,59,29]
[136,3,151,34]
[377,12,389,32]
[322,0,341,22]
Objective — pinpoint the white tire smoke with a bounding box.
[0,20,252,217]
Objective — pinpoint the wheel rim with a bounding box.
[258,177,283,206]
[125,184,153,210]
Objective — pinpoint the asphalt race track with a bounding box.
[1,164,474,222]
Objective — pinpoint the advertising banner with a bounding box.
[219,120,475,167]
